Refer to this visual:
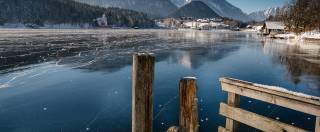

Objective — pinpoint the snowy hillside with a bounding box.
[170,0,191,7]
[74,0,178,17]
[170,1,221,18]
[249,7,280,21]
[170,0,252,22]
[0,0,155,28]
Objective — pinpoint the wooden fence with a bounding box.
[219,78,320,132]
[131,53,320,132]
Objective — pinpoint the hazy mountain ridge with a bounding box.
[170,0,252,21]
[249,7,280,21]
[0,0,154,27]
[170,1,220,18]
[74,0,178,17]
[170,0,191,7]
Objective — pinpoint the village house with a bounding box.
[262,21,285,35]
[156,17,228,30]
[181,18,227,30]
[156,18,181,29]
[96,14,108,27]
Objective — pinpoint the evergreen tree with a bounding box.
[0,0,155,27]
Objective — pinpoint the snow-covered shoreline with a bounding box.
[274,30,320,42]
[242,25,320,42]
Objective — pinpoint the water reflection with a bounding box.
[0,29,319,132]
[0,30,245,73]
[263,39,320,91]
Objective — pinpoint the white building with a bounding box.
[96,14,108,27]
[183,21,199,29]
[183,21,229,30]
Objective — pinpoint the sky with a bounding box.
[226,0,290,14]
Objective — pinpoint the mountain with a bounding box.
[249,7,280,21]
[170,1,220,18]
[0,0,154,27]
[74,0,178,17]
[170,0,191,7]
[170,0,252,22]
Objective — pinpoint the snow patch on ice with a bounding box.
[0,83,10,89]
[274,33,296,39]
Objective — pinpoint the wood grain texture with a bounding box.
[218,126,231,132]
[221,82,320,116]
[132,53,155,132]
[316,117,320,132]
[220,78,320,106]
[167,126,181,132]
[219,103,308,132]
[225,92,240,132]
[179,77,199,132]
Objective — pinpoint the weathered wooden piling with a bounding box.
[167,126,181,132]
[132,53,155,132]
[316,117,320,132]
[179,77,199,132]
[225,92,240,132]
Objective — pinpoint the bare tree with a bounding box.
[277,0,320,33]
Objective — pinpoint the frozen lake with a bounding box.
[0,29,319,131]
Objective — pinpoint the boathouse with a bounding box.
[262,21,285,35]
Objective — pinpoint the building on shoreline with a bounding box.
[262,21,285,35]
[95,14,108,27]
[155,17,229,30]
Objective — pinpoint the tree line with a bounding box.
[0,0,155,28]
[269,0,320,33]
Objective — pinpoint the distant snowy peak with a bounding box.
[170,0,191,7]
[249,7,280,21]
[170,1,221,18]
[170,0,252,22]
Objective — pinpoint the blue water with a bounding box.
[0,29,319,132]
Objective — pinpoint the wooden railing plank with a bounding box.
[220,78,320,106]
[218,126,231,132]
[221,82,320,116]
[219,103,309,132]
[167,126,180,132]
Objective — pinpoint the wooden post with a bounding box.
[132,53,155,132]
[225,92,240,132]
[316,117,320,132]
[179,77,199,132]
[167,126,181,132]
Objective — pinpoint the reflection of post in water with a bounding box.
[260,37,266,48]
